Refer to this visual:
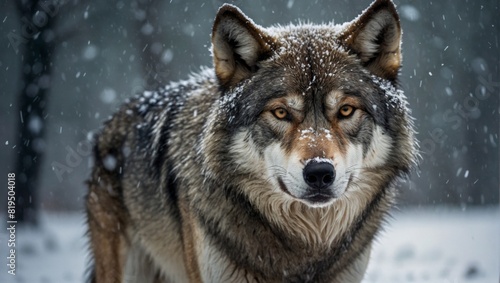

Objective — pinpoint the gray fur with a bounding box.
[86,1,417,282]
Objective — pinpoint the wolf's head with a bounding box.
[202,0,416,210]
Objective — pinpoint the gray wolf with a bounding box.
[86,0,417,282]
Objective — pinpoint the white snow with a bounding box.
[0,213,88,283]
[82,45,98,61]
[99,88,117,104]
[141,23,154,35]
[102,154,117,171]
[28,115,43,134]
[365,208,500,283]
[161,49,174,64]
[400,5,421,22]
[304,157,334,165]
[371,75,410,113]
[0,208,498,282]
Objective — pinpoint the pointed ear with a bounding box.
[212,4,274,88]
[339,0,402,80]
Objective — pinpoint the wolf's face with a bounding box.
[207,1,415,208]
[258,93,391,207]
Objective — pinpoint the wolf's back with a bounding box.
[86,70,218,283]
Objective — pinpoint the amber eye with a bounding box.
[339,105,355,118]
[273,108,289,120]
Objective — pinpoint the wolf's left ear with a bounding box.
[339,0,402,80]
[212,4,274,89]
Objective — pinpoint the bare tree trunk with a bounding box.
[13,0,57,226]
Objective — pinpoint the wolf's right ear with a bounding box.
[212,4,274,89]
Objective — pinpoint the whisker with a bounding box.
[286,172,301,183]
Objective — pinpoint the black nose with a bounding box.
[303,161,335,189]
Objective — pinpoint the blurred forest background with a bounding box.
[0,0,498,221]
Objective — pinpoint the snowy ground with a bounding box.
[364,208,499,283]
[1,207,499,283]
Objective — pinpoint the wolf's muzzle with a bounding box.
[301,161,337,204]
[303,161,335,190]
